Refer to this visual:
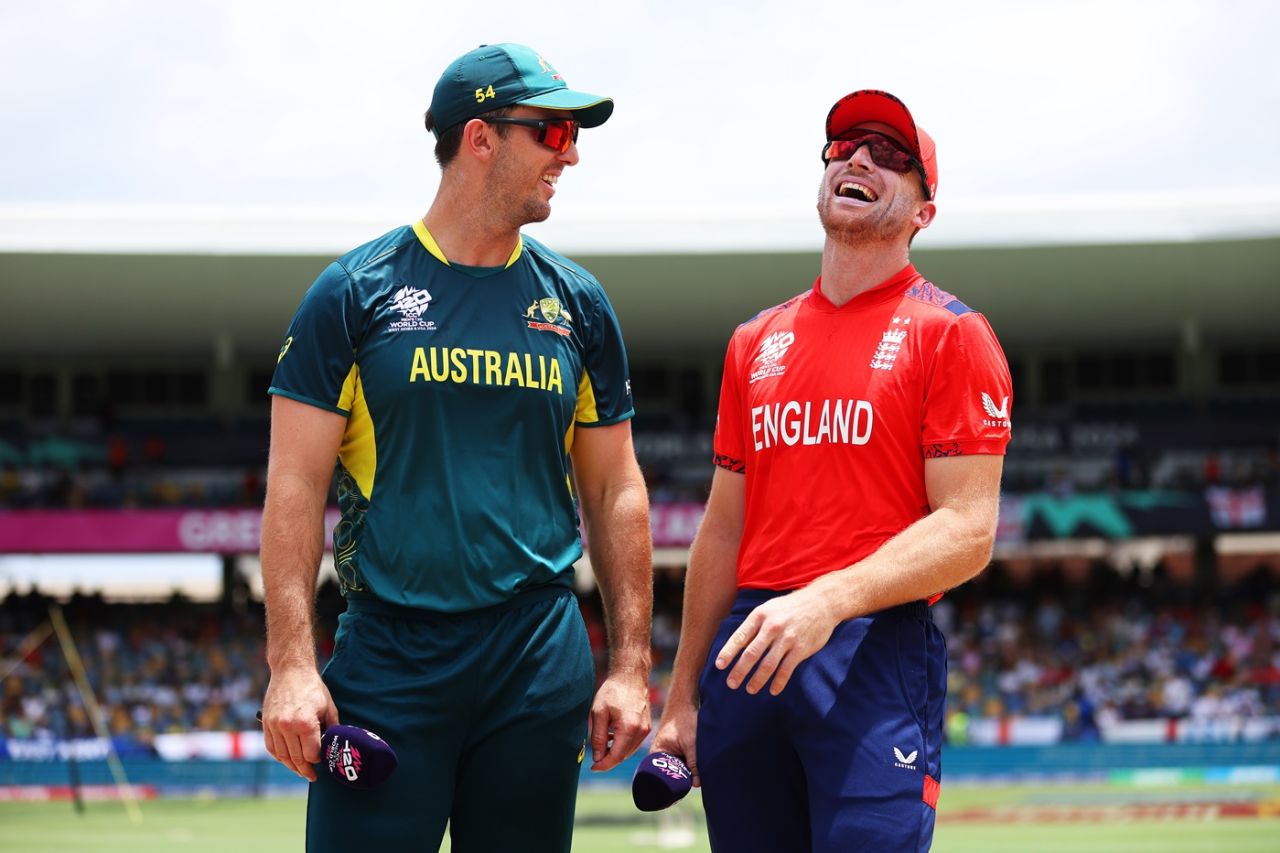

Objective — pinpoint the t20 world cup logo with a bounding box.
[651,753,690,781]
[756,331,795,366]
[327,736,363,783]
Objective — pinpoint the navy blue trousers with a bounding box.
[697,590,946,852]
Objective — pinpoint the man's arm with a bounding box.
[717,454,1003,696]
[650,466,744,787]
[570,421,653,771]
[259,394,347,781]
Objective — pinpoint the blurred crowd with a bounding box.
[0,465,267,509]
[4,561,1275,746]
[3,417,1280,509]
[5,451,1280,511]
[1,592,275,743]
[935,561,1279,742]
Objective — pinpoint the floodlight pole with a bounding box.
[48,605,143,826]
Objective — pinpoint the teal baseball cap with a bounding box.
[429,43,613,137]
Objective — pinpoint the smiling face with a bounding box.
[483,106,580,229]
[816,122,931,247]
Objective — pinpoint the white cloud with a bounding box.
[2,0,1277,217]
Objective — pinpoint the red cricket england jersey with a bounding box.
[713,264,1013,591]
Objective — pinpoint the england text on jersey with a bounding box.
[750,399,874,451]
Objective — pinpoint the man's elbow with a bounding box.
[583,477,650,530]
[611,474,652,516]
[959,519,997,581]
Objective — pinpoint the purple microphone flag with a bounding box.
[320,724,398,790]
[632,751,693,811]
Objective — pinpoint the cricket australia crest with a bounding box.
[524,296,573,337]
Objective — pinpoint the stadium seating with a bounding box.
[2,562,1277,746]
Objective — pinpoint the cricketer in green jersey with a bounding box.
[259,43,653,852]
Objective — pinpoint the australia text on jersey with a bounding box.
[409,346,565,394]
[751,399,874,451]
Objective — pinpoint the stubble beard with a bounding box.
[816,183,914,247]
[486,155,552,230]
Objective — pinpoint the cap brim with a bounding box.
[826,89,938,200]
[518,88,614,128]
[826,90,921,158]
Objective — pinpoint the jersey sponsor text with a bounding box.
[750,399,874,451]
[409,346,564,394]
[980,391,1012,428]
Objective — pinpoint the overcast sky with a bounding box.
[3,0,1278,234]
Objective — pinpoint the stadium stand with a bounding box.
[1,222,1277,805]
[3,557,1277,748]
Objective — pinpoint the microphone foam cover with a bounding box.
[320,724,397,790]
[632,751,693,811]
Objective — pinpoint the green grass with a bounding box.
[2,784,1278,852]
[934,784,1280,853]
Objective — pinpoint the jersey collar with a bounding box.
[808,263,922,313]
[412,219,523,269]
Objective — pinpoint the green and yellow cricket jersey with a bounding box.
[269,221,634,611]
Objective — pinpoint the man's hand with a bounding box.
[261,667,340,782]
[589,671,652,771]
[715,587,840,696]
[650,701,701,787]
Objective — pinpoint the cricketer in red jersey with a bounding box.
[651,90,1012,852]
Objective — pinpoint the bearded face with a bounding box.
[816,167,922,247]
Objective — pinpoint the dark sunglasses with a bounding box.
[822,132,931,199]
[483,117,580,153]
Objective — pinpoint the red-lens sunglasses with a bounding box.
[483,117,580,153]
[822,132,931,199]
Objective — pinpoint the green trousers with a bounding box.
[306,585,594,852]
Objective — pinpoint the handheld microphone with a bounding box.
[631,751,693,811]
[320,724,398,790]
[256,710,398,790]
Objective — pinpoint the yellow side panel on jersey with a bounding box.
[337,364,377,499]
[412,219,523,268]
[574,368,599,425]
[564,368,600,495]
[562,426,575,498]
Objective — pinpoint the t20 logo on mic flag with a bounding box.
[326,736,363,782]
[320,725,398,790]
[632,751,693,811]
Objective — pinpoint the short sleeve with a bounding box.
[573,285,635,427]
[711,332,747,473]
[268,262,359,416]
[921,313,1012,457]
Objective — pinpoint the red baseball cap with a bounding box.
[825,90,937,200]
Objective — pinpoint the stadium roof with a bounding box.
[3,191,1278,255]
[2,195,1278,359]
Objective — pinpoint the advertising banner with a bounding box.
[0,489,1275,554]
